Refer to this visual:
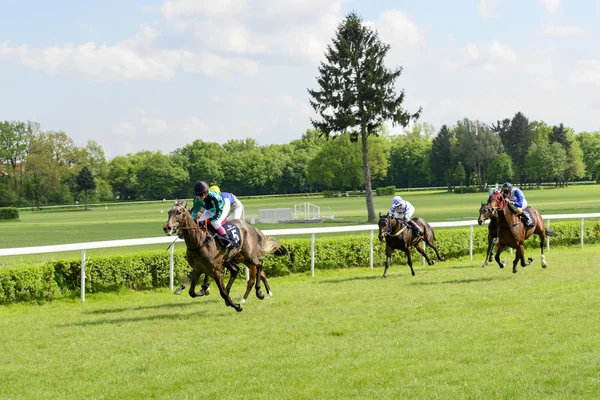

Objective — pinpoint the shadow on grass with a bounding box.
[318,275,384,284]
[85,301,199,315]
[59,310,210,327]
[410,276,511,286]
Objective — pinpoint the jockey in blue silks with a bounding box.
[500,182,534,228]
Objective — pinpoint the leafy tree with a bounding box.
[576,131,600,180]
[454,119,503,191]
[174,140,226,191]
[388,133,431,188]
[135,152,189,200]
[75,166,96,210]
[83,140,108,179]
[430,125,454,191]
[486,153,513,184]
[0,120,39,196]
[308,12,421,222]
[307,133,363,190]
[454,162,466,192]
[549,124,585,186]
[107,156,137,200]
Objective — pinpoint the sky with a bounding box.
[1,0,599,159]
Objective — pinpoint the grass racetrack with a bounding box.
[1,246,600,399]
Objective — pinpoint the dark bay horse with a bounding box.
[477,194,499,268]
[377,213,444,277]
[163,201,288,312]
[488,195,555,273]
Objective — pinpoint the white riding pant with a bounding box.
[228,199,244,220]
[392,204,415,221]
[198,202,230,230]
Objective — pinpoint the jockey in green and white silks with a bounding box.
[190,181,237,248]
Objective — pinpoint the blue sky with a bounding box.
[1,0,598,158]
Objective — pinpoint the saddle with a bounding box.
[209,221,242,249]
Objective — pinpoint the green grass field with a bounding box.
[1,185,599,266]
[1,246,599,399]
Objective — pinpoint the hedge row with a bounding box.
[0,207,19,220]
[1,220,599,304]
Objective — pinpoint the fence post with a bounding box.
[422,242,426,265]
[169,245,174,292]
[469,225,473,260]
[581,217,585,248]
[311,233,315,277]
[546,219,550,251]
[369,230,374,269]
[81,249,86,303]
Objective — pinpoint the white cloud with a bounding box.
[479,0,502,18]
[159,0,344,65]
[0,40,175,81]
[539,23,586,36]
[0,25,258,82]
[569,60,600,86]
[539,0,561,15]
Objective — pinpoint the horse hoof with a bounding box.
[196,290,206,297]
[173,289,182,295]
[235,305,243,312]
[411,271,415,276]
[257,292,265,300]
[527,257,534,263]
[204,288,211,296]
[481,264,487,268]
[428,260,435,266]
[542,264,548,269]
[381,275,387,279]
[512,268,518,274]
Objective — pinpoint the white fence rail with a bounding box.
[1,213,599,302]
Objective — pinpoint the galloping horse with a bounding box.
[488,194,555,273]
[477,193,500,268]
[377,213,444,278]
[163,200,288,312]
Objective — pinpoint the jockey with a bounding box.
[388,195,423,237]
[190,180,239,248]
[500,182,534,229]
[209,185,244,220]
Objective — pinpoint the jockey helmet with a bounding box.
[209,185,221,194]
[392,196,403,208]
[193,181,209,196]
[489,188,498,196]
[501,182,513,193]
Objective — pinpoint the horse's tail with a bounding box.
[254,227,288,257]
[545,227,557,237]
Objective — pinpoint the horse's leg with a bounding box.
[414,242,434,266]
[224,262,239,295]
[187,270,201,298]
[254,264,265,300]
[213,269,243,312]
[512,249,522,273]
[518,243,533,268]
[241,265,256,304]
[174,273,191,295]
[424,230,444,261]
[382,246,393,278]
[537,225,548,269]
[260,268,272,298]
[494,242,507,269]
[405,248,415,276]
[482,234,494,268]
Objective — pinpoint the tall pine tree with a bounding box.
[308,12,421,222]
[430,125,454,191]
[76,166,96,210]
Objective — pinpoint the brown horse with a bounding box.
[488,195,555,273]
[477,193,500,268]
[377,213,444,277]
[163,200,288,312]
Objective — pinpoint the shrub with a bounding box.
[0,207,19,220]
[376,186,396,196]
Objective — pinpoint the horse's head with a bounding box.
[163,200,188,236]
[487,192,505,214]
[377,213,390,242]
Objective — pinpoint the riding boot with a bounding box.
[407,219,423,237]
[522,210,535,229]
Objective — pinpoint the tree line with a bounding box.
[1,114,599,208]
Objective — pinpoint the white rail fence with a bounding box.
[1,213,599,302]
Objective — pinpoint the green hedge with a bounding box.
[0,207,19,220]
[1,220,599,304]
[376,186,396,196]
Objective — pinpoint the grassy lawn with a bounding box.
[1,246,599,399]
[1,185,599,266]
